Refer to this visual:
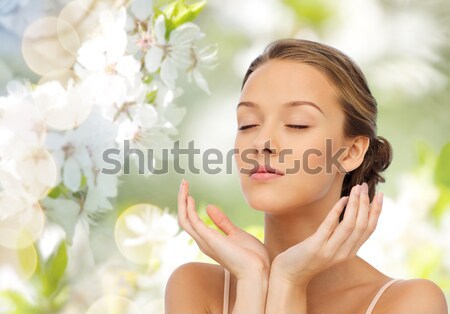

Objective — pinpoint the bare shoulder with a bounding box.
[165,262,224,314]
[375,278,448,314]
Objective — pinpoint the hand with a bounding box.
[271,182,384,286]
[177,178,270,279]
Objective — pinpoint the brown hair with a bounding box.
[241,38,393,222]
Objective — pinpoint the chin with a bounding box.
[239,175,325,213]
[241,186,295,213]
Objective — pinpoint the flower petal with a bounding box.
[169,22,201,46]
[193,68,211,95]
[145,46,164,73]
[131,0,153,21]
[63,158,81,192]
[154,14,166,44]
[160,57,178,88]
[116,55,141,78]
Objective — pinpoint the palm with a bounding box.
[178,179,270,278]
[226,228,270,269]
[274,235,323,278]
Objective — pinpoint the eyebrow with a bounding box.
[236,100,326,116]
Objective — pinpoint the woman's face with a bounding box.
[234,59,349,213]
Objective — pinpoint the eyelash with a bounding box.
[238,125,309,131]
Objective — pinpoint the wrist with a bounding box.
[270,259,311,289]
[236,265,270,282]
[266,270,308,314]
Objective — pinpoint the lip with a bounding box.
[249,164,284,181]
[250,172,284,181]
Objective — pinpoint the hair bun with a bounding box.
[373,135,393,173]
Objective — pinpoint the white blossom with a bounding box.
[144,14,203,88]
[45,130,91,192]
[186,44,219,95]
[0,85,46,149]
[75,7,141,109]
[32,80,94,130]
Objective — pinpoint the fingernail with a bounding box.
[355,184,361,196]
[179,178,184,192]
[362,182,368,194]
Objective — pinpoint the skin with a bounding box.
[169,60,448,314]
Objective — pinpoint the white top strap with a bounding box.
[365,279,401,314]
[223,268,230,314]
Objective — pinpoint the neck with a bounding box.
[263,176,361,289]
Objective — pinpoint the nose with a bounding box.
[251,125,279,156]
[253,139,276,155]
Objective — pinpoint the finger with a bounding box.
[185,195,216,248]
[324,184,361,253]
[315,196,349,243]
[206,204,238,236]
[366,191,384,235]
[186,195,228,255]
[337,182,370,258]
[347,191,384,257]
[187,195,223,239]
[177,179,188,221]
[177,179,203,243]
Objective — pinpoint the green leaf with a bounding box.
[143,75,154,84]
[80,175,87,189]
[430,185,450,225]
[47,183,70,199]
[430,142,450,225]
[41,240,68,298]
[0,290,40,314]
[434,141,450,187]
[162,0,206,34]
[415,140,437,169]
[145,89,158,104]
[25,240,69,312]
[281,0,334,28]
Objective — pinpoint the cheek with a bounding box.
[285,134,345,177]
[234,135,267,172]
[234,137,252,173]
[282,138,327,176]
[276,138,338,204]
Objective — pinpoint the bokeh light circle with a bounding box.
[59,0,105,44]
[0,242,38,280]
[22,16,80,76]
[38,69,77,88]
[0,189,45,249]
[115,203,176,265]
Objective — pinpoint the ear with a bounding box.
[341,136,370,173]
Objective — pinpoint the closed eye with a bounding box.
[238,124,309,131]
[286,125,309,129]
[238,124,258,131]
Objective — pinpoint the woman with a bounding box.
[166,39,448,314]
